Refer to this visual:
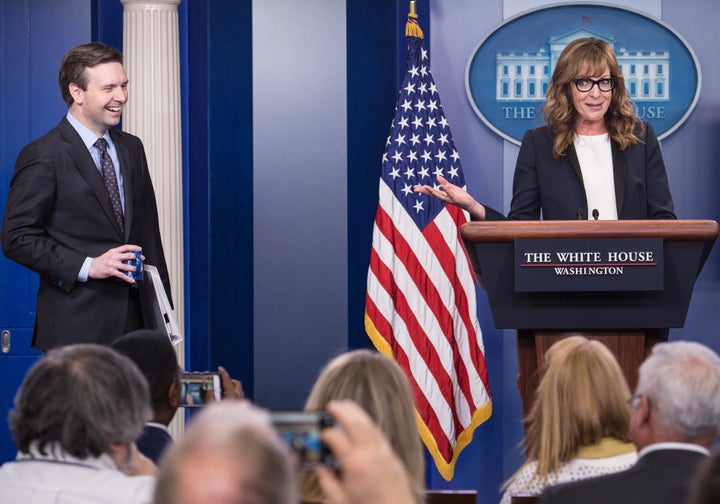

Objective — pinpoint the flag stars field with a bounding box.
[377,25,468,229]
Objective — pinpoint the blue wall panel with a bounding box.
[252,0,349,410]
[346,1,401,350]
[204,0,254,392]
[0,0,93,464]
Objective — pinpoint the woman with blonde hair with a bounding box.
[300,349,425,504]
[500,335,637,503]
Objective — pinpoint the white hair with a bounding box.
[636,341,720,438]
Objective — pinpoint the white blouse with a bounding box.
[574,133,618,220]
[499,445,637,503]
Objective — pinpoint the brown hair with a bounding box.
[543,37,643,159]
[58,42,123,107]
[301,350,425,503]
[507,336,632,488]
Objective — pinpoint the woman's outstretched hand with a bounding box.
[413,175,486,220]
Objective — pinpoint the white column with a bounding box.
[121,0,185,438]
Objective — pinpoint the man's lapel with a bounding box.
[59,118,125,238]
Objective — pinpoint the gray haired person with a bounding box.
[0,344,158,504]
[154,399,419,504]
[154,401,296,504]
[540,340,720,504]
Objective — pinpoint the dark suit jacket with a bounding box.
[484,122,676,221]
[538,448,707,504]
[136,424,173,464]
[1,117,172,350]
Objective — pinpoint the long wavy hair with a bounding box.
[505,336,632,488]
[543,37,643,159]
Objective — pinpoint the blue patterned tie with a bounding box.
[95,138,125,234]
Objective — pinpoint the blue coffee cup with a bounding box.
[123,251,143,281]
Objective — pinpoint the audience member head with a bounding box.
[154,401,296,504]
[630,341,720,449]
[301,349,424,503]
[316,400,418,504]
[9,343,150,460]
[543,37,640,158]
[58,42,123,107]
[521,335,631,479]
[111,329,181,425]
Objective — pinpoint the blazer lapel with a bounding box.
[611,140,626,217]
[59,119,125,238]
[566,144,589,218]
[567,144,584,184]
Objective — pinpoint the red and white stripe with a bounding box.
[365,179,492,480]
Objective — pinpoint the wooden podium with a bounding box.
[460,220,719,418]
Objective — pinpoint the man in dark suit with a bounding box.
[111,329,180,463]
[1,42,171,350]
[111,329,245,464]
[539,341,720,504]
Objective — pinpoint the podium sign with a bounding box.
[460,219,719,419]
[461,220,718,330]
[515,237,663,292]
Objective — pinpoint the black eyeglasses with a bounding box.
[572,77,617,92]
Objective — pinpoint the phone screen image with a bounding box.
[270,411,336,471]
[179,372,220,407]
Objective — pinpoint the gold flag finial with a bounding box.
[406,0,424,38]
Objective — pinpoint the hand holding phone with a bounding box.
[218,366,244,400]
[315,400,416,504]
[179,372,221,407]
[270,411,337,471]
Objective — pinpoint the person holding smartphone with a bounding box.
[316,400,418,504]
[111,329,244,463]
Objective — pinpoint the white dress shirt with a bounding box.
[0,443,155,504]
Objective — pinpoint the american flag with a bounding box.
[364,13,492,480]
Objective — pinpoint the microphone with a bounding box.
[576,209,584,220]
[592,209,599,220]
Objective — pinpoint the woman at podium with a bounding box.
[414,37,676,222]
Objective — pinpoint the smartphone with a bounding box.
[179,372,221,407]
[270,411,337,471]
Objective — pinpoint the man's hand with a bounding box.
[316,400,417,504]
[203,366,244,404]
[218,366,244,399]
[89,244,144,283]
[108,442,158,477]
